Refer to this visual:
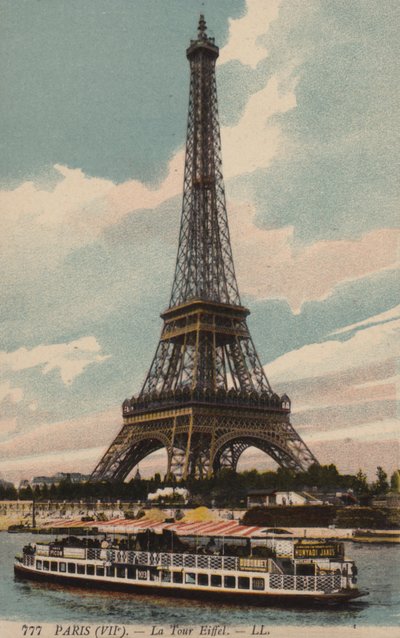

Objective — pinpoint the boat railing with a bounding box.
[35,546,241,571]
[107,549,241,572]
[34,545,292,574]
[269,573,342,593]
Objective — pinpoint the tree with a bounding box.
[19,484,33,500]
[275,467,296,490]
[58,477,74,500]
[390,470,400,493]
[353,469,369,495]
[153,473,162,485]
[372,466,389,495]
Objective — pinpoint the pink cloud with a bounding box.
[229,202,399,312]
[0,408,120,462]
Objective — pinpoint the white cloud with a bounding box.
[229,201,400,312]
[329,305,400,336]
[0,0,297,291]
[352,374,400,392]
[0,166,113,282]
[306,418,399,444]
[0,417,18,438]
[261,315,399,472]
[0,380,23,404]
[222,72,297,179]
[267,317,400,384]
[219,0,281,68]
[0,336,110,385]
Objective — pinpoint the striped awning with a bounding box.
[42,516,270,538]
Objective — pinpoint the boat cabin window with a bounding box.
[224,576,235,589]
[36,560,42,570]
[126,566,135,579]
[185,572,196,585]
[51,562,58,572]
[198,573,208,586]
[161,571,171,583]
[211,575,222,588]
[43,561,50,571]
[116,566,125,578]
[59,562,66,573]
[96,566,105,577]
[252,577,265,590]
[77,564,85,575]
[86,564,95,576]
[68,563,76,574]
[238,577,250,590]
[173,572,183,584]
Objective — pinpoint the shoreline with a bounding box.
[1,502,399,542]
[2,521,399,543]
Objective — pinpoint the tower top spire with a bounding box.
[198,14,207,39]
[187,13,218,60]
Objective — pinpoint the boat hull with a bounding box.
[14,563,367,606]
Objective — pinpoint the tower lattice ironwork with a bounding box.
[91,16,318,482]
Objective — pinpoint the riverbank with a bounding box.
[243,503,400,529]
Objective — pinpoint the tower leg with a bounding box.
[182,414,194,480]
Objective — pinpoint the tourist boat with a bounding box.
[14,528,368,605]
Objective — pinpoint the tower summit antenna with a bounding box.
[198,14,207,39]
[91,18,318,482]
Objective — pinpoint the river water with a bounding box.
[0,533,399,627]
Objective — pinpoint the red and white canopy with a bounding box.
[42,516,269,539]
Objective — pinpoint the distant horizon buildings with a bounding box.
[18,472,90,489]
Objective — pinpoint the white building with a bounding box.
[247,489,322,509]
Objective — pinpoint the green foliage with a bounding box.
[0,483,17,499]
[244,505,398,529]
[371,466,389,496]
[353,469,369,495]
[243,505,338,527]
[0,463,393,507]
[390,470,400,493]
[19,484,33,500]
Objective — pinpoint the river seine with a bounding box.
[0,533,398,627]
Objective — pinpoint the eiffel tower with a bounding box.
[91,16,318,482]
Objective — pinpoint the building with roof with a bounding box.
[246,489,322,509]
[31,472,90,487]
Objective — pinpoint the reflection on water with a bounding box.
[2,534,399,626]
